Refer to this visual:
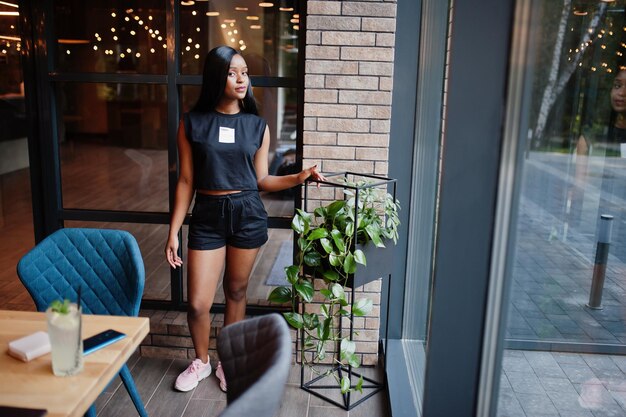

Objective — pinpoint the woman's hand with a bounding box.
[165,235,183,269]
[298,165,326,184]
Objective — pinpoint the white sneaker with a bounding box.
[174,358,212,392]
[215,361,227,392]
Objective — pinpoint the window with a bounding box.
[495,2,626,416]
[35,0,303,307]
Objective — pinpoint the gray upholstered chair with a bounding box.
[217,313,292,417]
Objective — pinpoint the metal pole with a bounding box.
[586,214,614,310]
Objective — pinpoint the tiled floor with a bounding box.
[498,349,626,417]
[95,354,390,417]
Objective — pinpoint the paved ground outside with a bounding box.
[506,152,626,344]
[497,152,626,416]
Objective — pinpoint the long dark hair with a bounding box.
[191,45,258,115]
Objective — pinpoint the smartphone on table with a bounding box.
[83,329,126,355]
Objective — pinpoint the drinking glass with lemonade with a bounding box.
[46,299,83,376]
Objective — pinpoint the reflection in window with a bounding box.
[180,0,299,77]
[54,1,166,74]
[65,221,172,301]
[497,2,626,416]
[197,228,292,305]
[0,4,27,169]
[181,85,297,217]
[0,3,35,311]
[57,83,168,212]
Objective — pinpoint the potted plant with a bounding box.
[268,174,400,400]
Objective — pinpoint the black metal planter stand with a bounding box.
[299,172,396,410]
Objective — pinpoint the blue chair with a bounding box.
[17,228,148,417]
[217,314,292,417]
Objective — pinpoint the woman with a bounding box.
[165,46,323,392]
[609,66,626,148]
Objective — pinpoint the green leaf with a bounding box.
[355,376,364,393]
[296,208,312,221]
[340,376,350,394]
[345,222,354,238]
[320,304,329,319]
[353,298,373,316]
[317,344,326,361]
[320,238,333,254]
[291,214,304,234]
[348,353,360,368]
[307,227,329,241]
[339,308,350,316]
[294,280,314,303]
[318,317,332,341]
[327,200,345,216]
[365,224,385,247]
[283,312,303,329]
[267,286,292,304]
[322,270,340,281]
[285,265,299,285]
[303,251,321,267]
[340,338,356,360]
[354,249,366,266]
[313,206,327,218]
[331,283,345,301]
[302,312,319,330]
[331,229,346,252]
[49,299,70,314]
[320,289,332,299]
[294,209,312,234]
[304,335,315,350]
[329,252,342,267]
[343,252,356,274]
[297,238,308,252]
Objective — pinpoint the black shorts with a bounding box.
[188,191,268,250]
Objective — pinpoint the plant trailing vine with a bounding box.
[268,179,400,394]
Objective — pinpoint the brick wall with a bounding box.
[302,0,397,366]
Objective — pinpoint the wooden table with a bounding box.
[0,310,149,417]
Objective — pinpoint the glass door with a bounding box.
[34,0,303,310]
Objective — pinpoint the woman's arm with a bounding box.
[165,120,195,268]
[255,126,325,192]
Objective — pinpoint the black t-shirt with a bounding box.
[183,111,266,191]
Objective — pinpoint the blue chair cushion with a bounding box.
[17,228,145,316]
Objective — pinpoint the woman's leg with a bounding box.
[223,245,260,325]
[187,247,226,362]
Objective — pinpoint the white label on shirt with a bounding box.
[219,126,235,143]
